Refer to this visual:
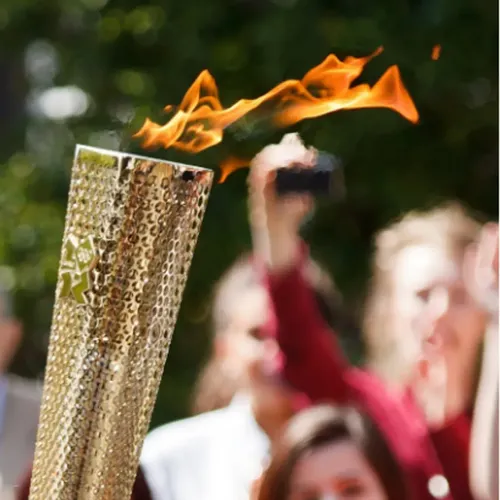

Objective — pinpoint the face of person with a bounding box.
[218,283,294,411]
[391,244,486,369]
[288,439,388,500]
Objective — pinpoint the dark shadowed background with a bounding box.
[0,0,497,428]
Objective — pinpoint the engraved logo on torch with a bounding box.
[60,234,98,304]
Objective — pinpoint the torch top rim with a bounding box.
[75,144,214,174]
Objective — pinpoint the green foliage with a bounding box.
[0,0,497,427]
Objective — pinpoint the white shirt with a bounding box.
[0,377,10,498]
[0,375,42,491]
[0,377,7,438]
[0,376,41,500]
[140,394,269,500]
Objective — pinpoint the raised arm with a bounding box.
[250,134,351,405]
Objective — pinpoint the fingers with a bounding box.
[492,225,499,275]
[477,223,499,282]
[248,133,317,203]
[463,222,499,317]
[248,133,315,224]
[302,146,318,168]
[249,133,315,178]
[476,224,498,289]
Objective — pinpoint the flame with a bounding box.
[431,45,441,61]
[134,47,419,154]
[219,156,250,183]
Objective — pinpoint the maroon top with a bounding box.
[259,249,473,500]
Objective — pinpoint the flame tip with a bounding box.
[431,44,442,61]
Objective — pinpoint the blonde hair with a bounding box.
[363,202,482,382]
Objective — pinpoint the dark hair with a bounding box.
[257,405,407,500]
[191,254,360,415]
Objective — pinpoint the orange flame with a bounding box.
[219,156,251,183]
[431,45,441,61]
[134,48,419,155]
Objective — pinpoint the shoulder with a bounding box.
[141,406,233,465]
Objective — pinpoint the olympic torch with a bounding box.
[28,146,213,500]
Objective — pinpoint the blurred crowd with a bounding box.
[1,135,498,500]
[0,289,41,500]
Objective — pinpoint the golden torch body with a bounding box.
[28,146,213,500]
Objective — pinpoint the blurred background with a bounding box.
[0,0,497,428]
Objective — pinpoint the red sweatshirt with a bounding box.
[261,251,473,500]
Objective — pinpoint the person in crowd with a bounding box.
[248,133,494,500]
[140,252,351,500]
[467,224,498,500]
[253,404,407,500]
[0,288,42,499]
[190,254,356,416]
[140,254,294,500]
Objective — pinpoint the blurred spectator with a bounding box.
[248,134,489,500]
[362,202,485,425]
[0,287,42,498]
[191,253,357,415]
[253,405,407,500]
[140,255,294,500]
[140,252,348,500]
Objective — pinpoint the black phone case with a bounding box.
[275,152,345,201]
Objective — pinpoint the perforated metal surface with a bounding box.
[29,146,213,500]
